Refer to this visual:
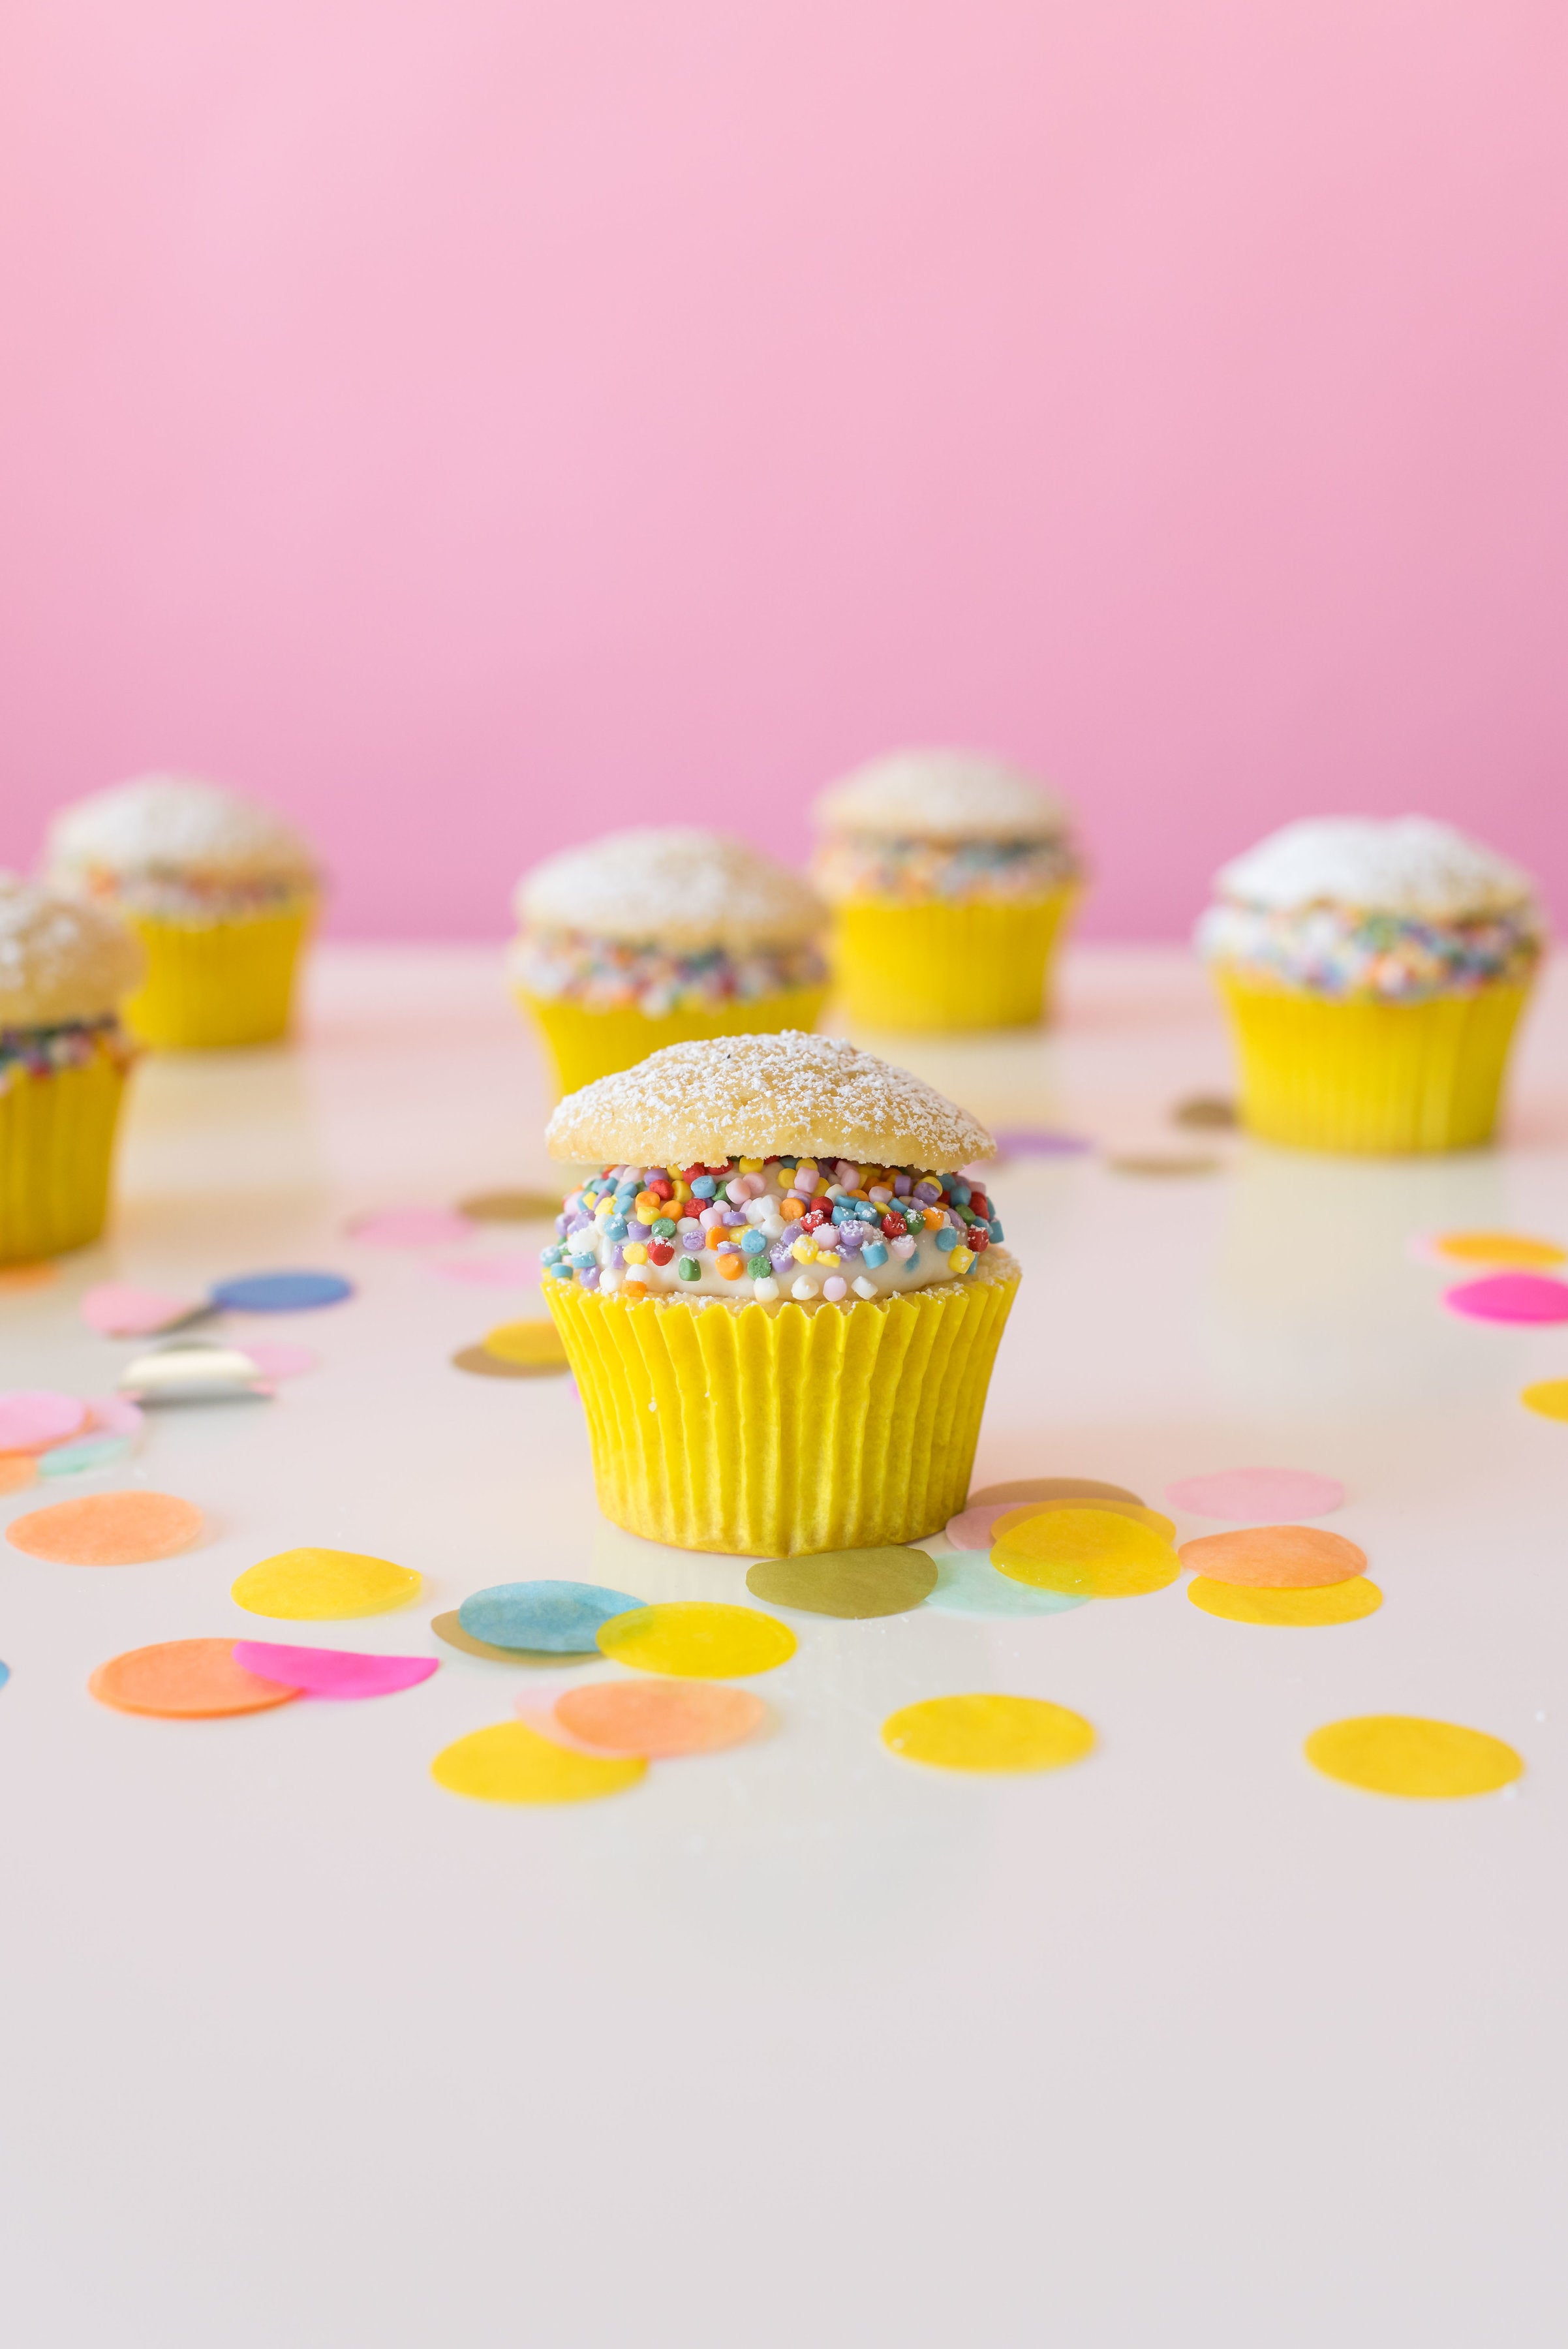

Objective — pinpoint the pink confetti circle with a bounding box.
[230,1642,438,1698]
[433,1255,540,1287]
[80,1283,197,1338]
[1443,1274,1568,1325]
[0,1391,89,1452]
[84,1396,145,1438]
[348,1208,477,1250]
[239,1343,318,1380]
[1164,1467,1345,1520]
[944,1501,1026,1551]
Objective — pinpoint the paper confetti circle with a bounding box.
[1443,1273,1568,1325]
[430,1610,594,1665]
[993,1498,1176,1544]
[0,1456,37,1496]
[882,1693,1096,1773]
[1188,1576,1383,1627]
[0,1390,87,1452]
[89,1638,301,1719]
[992,1507,1178,1599]
[80,1282,197,1336]
[231,1547,422,1619]
[451,1346,557,1379]
[555,1679,769,1758]
[596,1602,797,1678]
[210,1270,354,1313]
[239,1343,318,1380]
[230,1641,438,1697]
[1164,1467,1344,1520]
[7,1489,204,1565]
[745,1546,937,1618]
[1304,1715,1522,1799]
[1520,1379,1568,1422]
[925,1554,1088,1618]
[480,1320,570,1367]
[1430,1230,1565,1269]
[967,1476,1143,1511]
[459,1580,643,1653]
[457,1190,562,1223]
[348,1208,476,1248]
[431,1720,645,1804]
[1177,1524,1366,1589]
[39,1434,134,1479]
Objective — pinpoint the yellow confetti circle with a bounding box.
[1189,1575,1382,1627]
[1521,1379,1568,1422]
[431,1721,645,1804]
[993,1497,1176,1544]
[992,1506,1178,1599]
[231,1547,422,1620]
[596,1602,796,1678]
[882,1693,1096,1773]
[1304,1715,1523,1799]
[1432,1230,1565,1269]
[482,1319,570,1366]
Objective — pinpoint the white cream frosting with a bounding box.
[48,776,318,887]
[1211,818,1537,921]
[0,877,146,1026]
[814,750,1071,842]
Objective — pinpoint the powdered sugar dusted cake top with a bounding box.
[49,776,319,889]
[517,831,825,952]
[546,1031,994,1170]
[0,877,146,1026]
[1210,818,1537,921]
[814,750,1071,843]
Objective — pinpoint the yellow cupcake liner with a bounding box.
[519,983,829,1101]
[829,887,1077,1032]
[124,904,313,1049]
[545,1253,1020,1554]
[1217,973,1531,1154]
[0,1051,130,1264]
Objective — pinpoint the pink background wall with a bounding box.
[2,1,1565,939]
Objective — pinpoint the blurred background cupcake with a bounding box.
[511,827,828,1097]
[46,775,321,1050]
[0,878,144,1261]
[812,748,1083,1032]
[1197,816,1544,1153]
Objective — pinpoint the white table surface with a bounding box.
[4,944,1566,2348]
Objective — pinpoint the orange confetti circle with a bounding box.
[1176,1524,1365,1590]
[555,1678,768,1758]
[7,1489,205,1566]
[89,1638,300,1719]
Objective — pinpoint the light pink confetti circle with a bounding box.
[1164,1467,1345,1520]
[231,1642,438,1698]
[348,1208,477,1250]
[0,1391,89,1452]
[85,1396,145,1438]
[239,1343,318,1380]
[80,1283,197,1338]
[1443,1274,1568,1325]
[944,1501,1025,1551]
[433,1255,540,1287]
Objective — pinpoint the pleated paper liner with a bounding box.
[829,885,1077,1032]
[546,1251,1020,1556]
[517,983,829,1100]
[1216,973,1530,1154]
[124,904,314,1048]
[0,1052,129,1265]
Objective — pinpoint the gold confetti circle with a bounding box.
[431,1720,645,1803]
[1304,1715,1522,1799]
[1188,1576,1382,1627]
[882,1693,1096,1773]
[745,1546,936,1618]
[968,1475,1144,1509]
[231,1547,422,1620]
[480,1319,570,1367]
[596,1602,796,1678]
[992,1507,1178,1599]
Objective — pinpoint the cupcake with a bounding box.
[512,828,829,1097]
[1198,818,1543,1153]
[0,878,144,1262]
[541,1032,1019,1555]
[47,775,320,1048]
[812,748,1083,1031]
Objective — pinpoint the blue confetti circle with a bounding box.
[458,1579,644,1653]
[211,1271,355,1313]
